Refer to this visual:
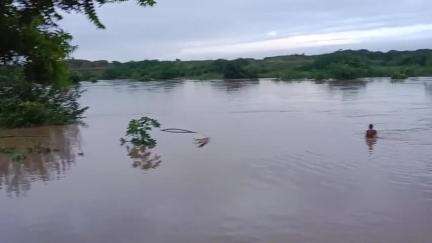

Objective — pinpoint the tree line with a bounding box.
[68,49,432,81]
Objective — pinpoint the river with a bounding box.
[1,78,432,242]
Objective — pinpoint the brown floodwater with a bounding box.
[1,78,432,243]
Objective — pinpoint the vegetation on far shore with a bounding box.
[68,49,432,81]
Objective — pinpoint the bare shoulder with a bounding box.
[366,129,377,138]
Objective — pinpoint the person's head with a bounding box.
[369,124,374,129]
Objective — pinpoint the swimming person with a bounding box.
[365,124,378,138]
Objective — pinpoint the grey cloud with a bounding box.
[60,0,432,61]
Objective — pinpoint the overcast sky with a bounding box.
[60,0,432,61]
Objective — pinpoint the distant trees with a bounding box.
[67,58,260,81]
[213,59,258,79]
[307,49,432,80]
[67,49,432,82]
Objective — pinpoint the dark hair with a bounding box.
[369,124,374,129]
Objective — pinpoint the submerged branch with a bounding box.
[161,128,197,133]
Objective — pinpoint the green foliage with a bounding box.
[0,66,24,83]
[0,0,156,127]
[1,0,156,85]
[213,59,258,79]
[69,49,432,82]
[305,49,432,80]
[0,81,88,128]
[1,12,74,85]
[121,117,161,148]
[22,18,74,85]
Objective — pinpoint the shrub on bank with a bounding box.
[0,81,88,128]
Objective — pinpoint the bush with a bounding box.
[0,81,88,128]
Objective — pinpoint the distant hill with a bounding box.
[68,49,432,82]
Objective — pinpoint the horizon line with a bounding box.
[69,48,432,63]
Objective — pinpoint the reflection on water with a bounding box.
[390,79,406,84]
[365,137,377,153]
[210,79,259,92]
[126,145,162,170]
[324,79,368,99]
[425,81,432,99]
[0,125,82,197]
[122,80,184,93]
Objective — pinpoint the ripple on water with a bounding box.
[374,144,432,200]
[3,78,432,243]
[248,149,361,194]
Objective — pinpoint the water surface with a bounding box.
[1,78,432,243]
